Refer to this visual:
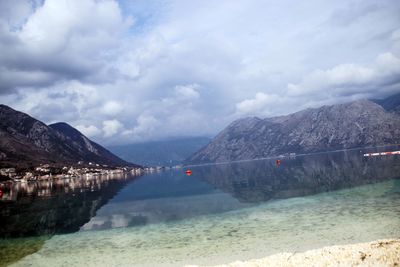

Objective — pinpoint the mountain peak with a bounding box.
[50,122,73,128]
[186,97,400,164]
[0,106,136,168]
[49,122,84,141]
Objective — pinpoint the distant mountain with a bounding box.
[186,99,400,164]
[0,105,134,168]
[108,137,210,166]
[372,92,400,114]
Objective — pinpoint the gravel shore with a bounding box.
[187,239,400,267]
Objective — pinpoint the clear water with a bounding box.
[1,147,399,266]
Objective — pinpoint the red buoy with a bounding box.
[185,169,192,176]
[276,159,281,166]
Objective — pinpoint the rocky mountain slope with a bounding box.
[49,122,131,166]
[186,99,400,164]
[372,92,400,114]
[0,105,134,167]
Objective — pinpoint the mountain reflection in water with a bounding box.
[1,147,399,238]
[195,149,400,203]
[0,174,136,238]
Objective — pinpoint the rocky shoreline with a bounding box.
[187,239,400,267]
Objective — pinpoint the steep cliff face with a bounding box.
[0,105,134,167]
[0,104,72,165]
[186,99,400,164]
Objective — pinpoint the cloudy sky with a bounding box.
[0,0,399,145]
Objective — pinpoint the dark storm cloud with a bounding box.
[0,0,131,94]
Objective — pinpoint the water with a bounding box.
[1,147,400,266]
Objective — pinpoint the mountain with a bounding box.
[372,92,400,114]
[49,122,133,166]
[0,104,134,168]
[108,137,210,166]
[186,99,400,164]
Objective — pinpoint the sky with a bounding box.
[0,0,399,145]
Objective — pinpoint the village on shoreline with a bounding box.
[0,162,184,202]
[0,161,183,184]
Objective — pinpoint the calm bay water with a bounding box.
[1,147,399,266]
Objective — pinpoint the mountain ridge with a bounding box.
[372,92,400,114]
[186,97,400,164]
[0,105,135,168]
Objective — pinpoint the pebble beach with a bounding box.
[187,239,400,267]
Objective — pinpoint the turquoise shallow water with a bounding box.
[8,180,400,266]
[1,148,400,266]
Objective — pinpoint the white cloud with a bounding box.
[376,52,400,74]
[235,92,301,117]
[76,125,101,137]
[102,101,123,116]
[236,93,276,114]
[174,84,200,99]
[102,119,123,137]
[1,0,400,145]
[117,84,209,142]
[236,50,400,118]
[131,114,159,136]
[287,52,400,99]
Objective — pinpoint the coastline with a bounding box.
[187,239,400,267]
